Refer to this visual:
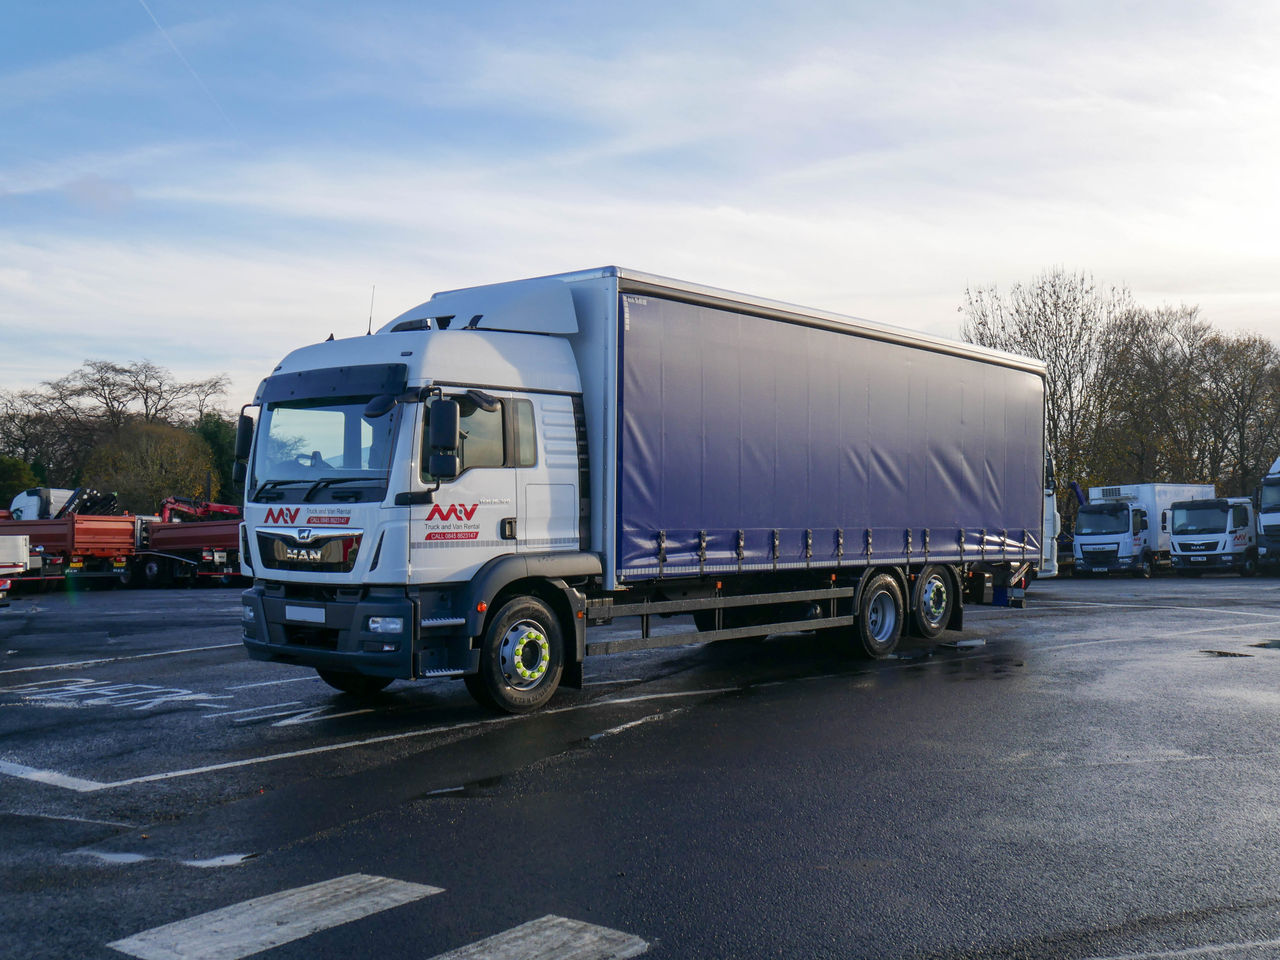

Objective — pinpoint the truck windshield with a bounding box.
[1172,504,1228,535]
[1261,481,1280,509]
[1075,504,1128,535]
[251,398,401,498]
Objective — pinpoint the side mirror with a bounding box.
[234,413,255,461]
[1161,511,1167,532]
[429,399,460,452]
[233,461,247,485]
[429,454,460,480]
[364,394,397,419]
[1141,517,1149,531]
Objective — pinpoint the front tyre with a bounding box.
[317,669,393,696]
[857,571,904,658]
[470,597,564,714]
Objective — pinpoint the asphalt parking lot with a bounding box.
[5,574,1280,959]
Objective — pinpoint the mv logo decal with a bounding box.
[424,503,481,542]
[426,504,479,522]
[263,507,301,525]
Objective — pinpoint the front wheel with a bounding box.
[1132,552,1153,579]
[317,669,393,696]
[856,571,904,658]
[469,597,564,714]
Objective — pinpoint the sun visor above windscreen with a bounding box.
[379,277,579,335]
[255,363,408,404]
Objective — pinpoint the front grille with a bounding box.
[1081,547,1119,563]
[258,530,363,573]
[1180,541,1217,553]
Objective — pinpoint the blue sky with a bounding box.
[3,1,1278,407]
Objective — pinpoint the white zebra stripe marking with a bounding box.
[107,873,442,960]
[427,914,648,960]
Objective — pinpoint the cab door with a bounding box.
[407,393,517,583]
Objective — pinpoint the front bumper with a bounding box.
[241,582,479,679]
[1170,553,1240,569]
[1074,556,1136,574]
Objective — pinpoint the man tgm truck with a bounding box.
[236,267,1048,712]
[1169,497,1258,576]
[1073,483,1214,577]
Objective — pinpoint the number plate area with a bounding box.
[284,604,326,624]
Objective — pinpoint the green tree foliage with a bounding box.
[193,411,238,501]
[0,455,38,506]
[81,421,219,515]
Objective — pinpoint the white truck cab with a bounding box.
[1073,483,1214,577]
[1169,497,1258,576]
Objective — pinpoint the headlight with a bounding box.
[368,616,404,634]
[242,605,256,622]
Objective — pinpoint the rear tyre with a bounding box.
[143,558,170,587]
[317,669,393,696]
[910,565,953,640]
[470,596,564,714]
[856,571,904,658]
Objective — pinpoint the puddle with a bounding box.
[1200,650,1253,658]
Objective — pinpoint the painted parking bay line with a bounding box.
[107,873,442,960]
[0,686,741,793]
[427,914,648,960]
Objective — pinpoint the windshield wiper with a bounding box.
[302,477,378,502]
[251,479,309,501]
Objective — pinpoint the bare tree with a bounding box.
[960,269,1134,516]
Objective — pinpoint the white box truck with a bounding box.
[0,535,30,606]
[1256,455,1280,569]
[1169,497,1258,576]
[235,267,1049,713]
[1073,483,1214,577]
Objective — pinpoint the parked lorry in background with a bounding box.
[0,488,135,586]
[1073,483,1215,577]
[123,497,243,587]
[1256,456,1280,569]
[1169,497,1258,576]
[1039,454,1061,578]
[0,535,29,605]
[235,267,1050,713]
[1,489,243,590]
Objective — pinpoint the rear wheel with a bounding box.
[143,558,170,587]
[469,596,564,714]
[316,669,393,696]
[856,571,904,658]
[910,565,953,639]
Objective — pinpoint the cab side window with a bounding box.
[420,396,537,479]
[1232,504,1249,529]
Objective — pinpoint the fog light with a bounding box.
[368,616,403,634]
[242,605,256,622]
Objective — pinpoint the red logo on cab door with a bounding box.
[426,504,479,522]
[424,503,481,541]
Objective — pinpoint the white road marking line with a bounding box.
[1,686,738,793]
[225,676,318,690]
[427,914,648,960]
[208,701,304,717]
[0,643,242,676]
[590,710,683,740]
[0,760,110,792]
[107,873,442,960]
[1082,936,1280,959]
